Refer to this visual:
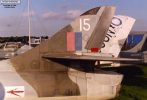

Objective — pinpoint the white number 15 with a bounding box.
[80,18,91,31]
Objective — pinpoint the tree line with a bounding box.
[0,36,48,44]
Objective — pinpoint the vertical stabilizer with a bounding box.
[100,15,135,57]
[85,7,115,52]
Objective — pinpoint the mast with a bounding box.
[28,0,31,48]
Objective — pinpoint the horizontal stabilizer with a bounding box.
[42,54,143,62]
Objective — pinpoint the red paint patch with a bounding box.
[91,48,99,52]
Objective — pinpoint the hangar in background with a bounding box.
[122,31,147,52]
[121,31,147,63]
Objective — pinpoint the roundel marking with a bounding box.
[112,17,122,26]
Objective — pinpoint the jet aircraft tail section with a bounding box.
[67,6,115,54]
[84,7,115,51]
[4,6,119,99]
[100,15,135,57]
[0,6,138,100]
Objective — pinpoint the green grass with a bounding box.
[111,65,147,100]
[113,85,147,100]
[142,66,147,77]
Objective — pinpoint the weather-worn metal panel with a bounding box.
[100,15,136,57]
[85,6,116,50]
[7,6,124,99]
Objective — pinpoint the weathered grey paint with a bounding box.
[0,6,123,100]
[86,7,115,49]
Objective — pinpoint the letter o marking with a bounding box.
[112,17,122,26]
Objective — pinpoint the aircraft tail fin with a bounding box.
[100,15,135,57]
[10,6,116,71]
[85,7,115,51]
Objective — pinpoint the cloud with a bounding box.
[65,10,82,20]
[22,10,35,17]
[42,12,59,19]
[67,10,82,18]
[42,10,82,20]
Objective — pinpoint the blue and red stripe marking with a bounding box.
[67,32,82,51]
[67,32,99,52]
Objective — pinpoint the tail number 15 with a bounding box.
[80,18,91,31]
